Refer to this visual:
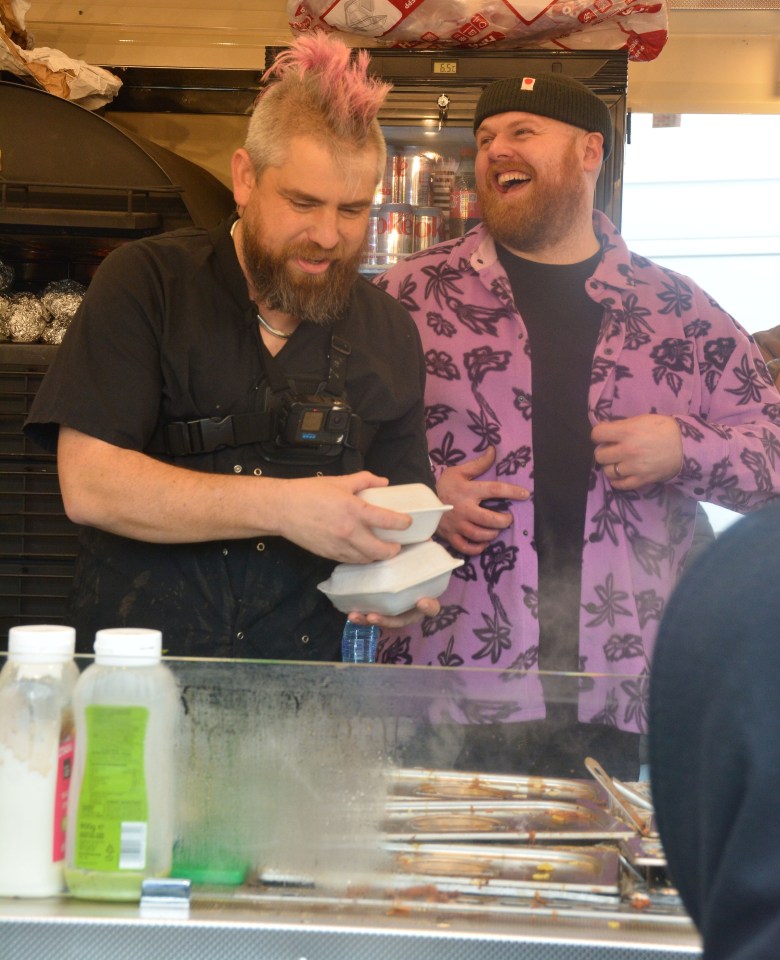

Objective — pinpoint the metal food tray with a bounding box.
[383,799,636,842]
[383,841,621,902]
[388,767,604,805]
[620,836,680,909]
[621,835,668,868]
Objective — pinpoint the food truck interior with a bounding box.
[1,2,778,957]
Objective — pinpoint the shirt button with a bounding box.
[233,464,243,474]
[300,635,310,644]
[222,547,229,556]
[253,467,263,476]
[256,542,265,552]
[236,631,245,641]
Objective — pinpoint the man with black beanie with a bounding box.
[375,72,780,779]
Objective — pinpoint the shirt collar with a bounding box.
[209,215,257,324]
[461,209,632,288]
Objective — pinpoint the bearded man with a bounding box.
[375,73,780,779]
[25,33,437,658]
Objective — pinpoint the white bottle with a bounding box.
[65,628,179,901]
[0,624,78,897]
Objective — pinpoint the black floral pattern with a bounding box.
[425,349,460,382]
[425,403,455,430]
[429,430,467,469]
[427,311,457,338]
[621,667,650,731]
[726,353,765,406]
[473,609,512,664]
[422,603,468,637]
[480,541,518,588]
[495,446,531,477]
[379,634,413,665]
[372,211,780,735]
[604,632,645,662]
[583,573,632,628]
[437,635,465,667]
[467,407,502,451]
[634,589,664,629]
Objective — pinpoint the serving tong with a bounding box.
[584,757,652,837]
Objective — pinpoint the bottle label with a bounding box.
[74,706,149,872]
[53,733,75,863]
[449,188,480,220]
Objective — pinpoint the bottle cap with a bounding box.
[94,627,163,666]
[7,624,77,662]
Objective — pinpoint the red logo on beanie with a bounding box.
[521,77,536,91]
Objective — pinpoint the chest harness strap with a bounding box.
[147,314,368,458]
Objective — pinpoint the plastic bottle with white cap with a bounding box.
[0,624,78,897]
[64,627,179,901]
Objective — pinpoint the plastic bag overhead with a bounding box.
[288,0,668,62]
[0,0,121,108]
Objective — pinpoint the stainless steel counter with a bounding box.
[0,889,701,960]
[0,658,703,958]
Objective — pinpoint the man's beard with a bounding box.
[479,141,590,254]
[242,225,364,326]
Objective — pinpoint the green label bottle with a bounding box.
[65,628,179,901]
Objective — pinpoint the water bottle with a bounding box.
[65,627,179,901]
[341,621,380,663]
[448,146,481,237]
[0,624,78,897]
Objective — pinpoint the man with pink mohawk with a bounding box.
[25,32,438,660]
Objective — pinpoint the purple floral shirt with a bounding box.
[374,211,780,733]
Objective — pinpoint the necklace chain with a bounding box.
[257,310,292,340]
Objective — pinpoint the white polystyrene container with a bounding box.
[65,628,180,901]
[318,540,463,615]
[357,483,453,544]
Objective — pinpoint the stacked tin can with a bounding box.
[376,203,414,265]
[431,156,458,243]
[366,146,449,266]
[393,146,432,206]
[364,149,395,269]
[413,207,445,252]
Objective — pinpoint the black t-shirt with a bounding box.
[497,245,603,673]
[25,218,433,658]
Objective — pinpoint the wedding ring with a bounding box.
[614,463,623,478]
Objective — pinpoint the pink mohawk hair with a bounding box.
[261,31,391,129]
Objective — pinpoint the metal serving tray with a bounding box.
[388,768,604,805]
[621,836,667,869]
[383,799,635,842]
[383,842,621,902]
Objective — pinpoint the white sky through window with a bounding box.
[622,114,780,533]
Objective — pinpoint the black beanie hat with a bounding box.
[473,73,613,159]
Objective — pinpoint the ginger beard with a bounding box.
[241,207,365,326]
[478,137,591,254]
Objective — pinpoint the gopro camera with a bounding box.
[277,394,352,449]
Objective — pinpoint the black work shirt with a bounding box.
[25,218,433,658]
